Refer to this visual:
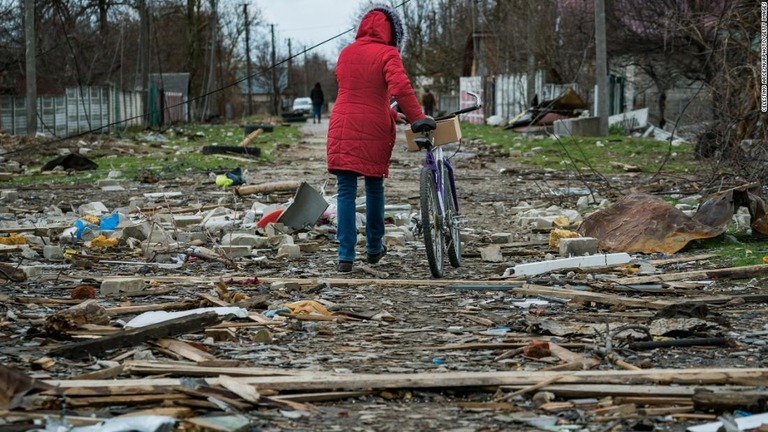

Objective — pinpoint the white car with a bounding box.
[291,97,312,115]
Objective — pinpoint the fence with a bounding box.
[0,85,184,138]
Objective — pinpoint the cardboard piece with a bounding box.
[405,116,462,152]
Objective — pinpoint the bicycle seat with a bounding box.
[411,118,436,133]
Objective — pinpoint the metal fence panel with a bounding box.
[0,86,151,137]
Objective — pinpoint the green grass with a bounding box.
[9,121,305,187]
[683,232,768,267]
[460,122,698,174]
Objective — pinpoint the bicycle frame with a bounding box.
[422,142,458,221]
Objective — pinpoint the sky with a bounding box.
[254,0,365,62]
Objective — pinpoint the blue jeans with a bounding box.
[336,171,384,263]
[312,104,322,121]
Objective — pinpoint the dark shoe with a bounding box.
[337,261,353,273]
[366,245,387,264]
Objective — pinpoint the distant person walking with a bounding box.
[421,88,437,116]
[310,83,324,124]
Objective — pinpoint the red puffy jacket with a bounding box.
[326,8,425,178]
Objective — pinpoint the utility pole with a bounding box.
[24,0,36,136]
[204,0,218,120]
[138,0,150,127]
[594,0,609,136]
[270,23,278,115]
[303,46,309,96]
[526,2,536,106]
[243,3,253,116]
[287,38,292,92]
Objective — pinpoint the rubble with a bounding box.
[0,124,766,431]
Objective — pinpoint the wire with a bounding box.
[1,0,413,157]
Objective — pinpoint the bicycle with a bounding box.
[409,92,482,277]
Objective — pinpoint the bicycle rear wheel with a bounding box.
[420,166,444,278]
[443,164,462,268]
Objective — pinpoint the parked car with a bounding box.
[291,97,312,115]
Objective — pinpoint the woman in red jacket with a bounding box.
[327,4,427,273]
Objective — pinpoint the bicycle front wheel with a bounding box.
[420,166,444,278]
[443,164,462,268]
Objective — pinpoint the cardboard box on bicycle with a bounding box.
[405,116,462,152]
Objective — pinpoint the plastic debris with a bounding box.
[124,307,249,328]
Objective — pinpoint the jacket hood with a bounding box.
[355,4,405,52]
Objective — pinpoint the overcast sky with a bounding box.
[254,0,365,61]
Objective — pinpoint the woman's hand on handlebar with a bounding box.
[395,113,433,125]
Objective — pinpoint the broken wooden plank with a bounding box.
[234,181,301,196]
[92,275,533,289]
[44,368,768,392]
[122,360,317,378]
[48,312,223,360]
[154,339,216,362]
[613,264,768,285]
[516,284,675,309]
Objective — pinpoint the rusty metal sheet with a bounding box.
[578,194,725,254]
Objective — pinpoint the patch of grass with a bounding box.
[683,232,768,267]
[9,121,305,187]
[460,122,698,175]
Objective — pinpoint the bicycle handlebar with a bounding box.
[435,91,482,120]
[391,91,482,121]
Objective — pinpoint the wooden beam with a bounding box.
[516,284,675,309]
[613,264,768,285]
[43,368,768,392]
[48,312,223,360]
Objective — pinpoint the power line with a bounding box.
[0,0,412,156]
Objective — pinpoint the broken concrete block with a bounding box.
[0,190,18,201]
[78,202,109,217]
[121,222,152,241]
[277,244,301,259]
[24,236,45,246]
[479,244,504,262]
[222,233,265,247]
[43,245,65,261]
[298,242,320,253]
[142,242,178,261]
[577,195,600,210]
[559,237,598,257]
[554,116,601,137]
[536,215,569,229]
[173,215,203,228]
[268,234,294,248]
[491,233,514,244]
[493,202,505,216]
[216,245,252,258]
[203,215,236,233]
[265,223,291,236]
[20,245,39,259]
[176,231,208,244]
[549,229,580,251]
[100,277,146,295]
[384,232,407,247]
[20,266,43,278]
